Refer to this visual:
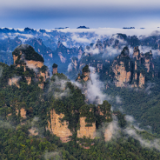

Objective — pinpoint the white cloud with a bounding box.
[103,46,122,58]
[0,120,15,129]
[14,33,34,39]
[139,45,158,56]
[48,76,71,99]
[115,96,122,104]
[8,76,21,86]
[62,41,68,47]
[44,150,62,160]
[42,33,50,38]
[71,33,92,43]
[59,28,160,38]
[85,47,100,55]
[85,67,111,104]
[125,115,135,123]
[67,63,73,72]
[124,115,160,151]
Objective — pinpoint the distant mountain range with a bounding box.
[0,27,160,75]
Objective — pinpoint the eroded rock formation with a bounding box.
[111,46,154,88]
[11,44,50,89]
[47,109,72,143]
[8,77,20,88]
[77,117,96,139]
[16,108,27,119]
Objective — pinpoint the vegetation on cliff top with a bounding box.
[12,44,44,62]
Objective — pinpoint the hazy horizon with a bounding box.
[1,0,160,29]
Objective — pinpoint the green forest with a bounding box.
[0,60,160,160]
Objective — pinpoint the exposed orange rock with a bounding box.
[82,72,90,81]
[47,109,72,143]
[40,72,46,81]
[135,61,137,70]
[135,73,137,80]
[144,58,150,72]
[7,113,12,120]
[25,76,31,85]
[13,55,18,65]
[28,127,38,136]
[139,73,145,88]
[16,108,27,119]
[77,117,96,139]
[97,106,104,116]
[112,61,131,87]
[8,78,20,88]
[104,124,113,141]
[26,60,44,68]
[38,83,44,89]
[133,47,140,60]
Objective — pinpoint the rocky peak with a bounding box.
[52,63,58,74]
[133,46,140,60]
[57,41,66,49]
[82,65,90,82]
[11,45,49,89]
[111,46,155,88]
[120,46,129,57]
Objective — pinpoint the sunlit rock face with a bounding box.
[16,108,27,119]
[28,127,38,136]
[11,44,50,89]
[77,117,96,139]
[139,73,145,88]
[76,65,90,82]
[133,46,141,60]
[47,109,72,143]
[111,46,155,88]
[12,44,44,69]
[8,77,20,88]
[25,60,44,68]
[25,76,31,85]
[112,60,132,87]
[111,47,133,87]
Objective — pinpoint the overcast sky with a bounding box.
[1,0,160,29]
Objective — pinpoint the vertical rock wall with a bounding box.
[77,117,96,139]
[47,109,72,143]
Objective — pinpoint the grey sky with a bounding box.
[1,0,160,29]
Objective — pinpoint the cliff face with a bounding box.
[139,73,145,88]
[76,65,90,82]
[26,60,44,68]
[8,77,20,88]
[77,117,96,139]
[112,60,132,87]
[111,47,132,87]
[25,76,31,85]
[16,108,27,119]
[47,109,72,143]
[47,102,112,143]
[82,72,90,81]
[11,44,50,89]
[28,127,38,136]
[13,55,18,64]
[111,46,154,88]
